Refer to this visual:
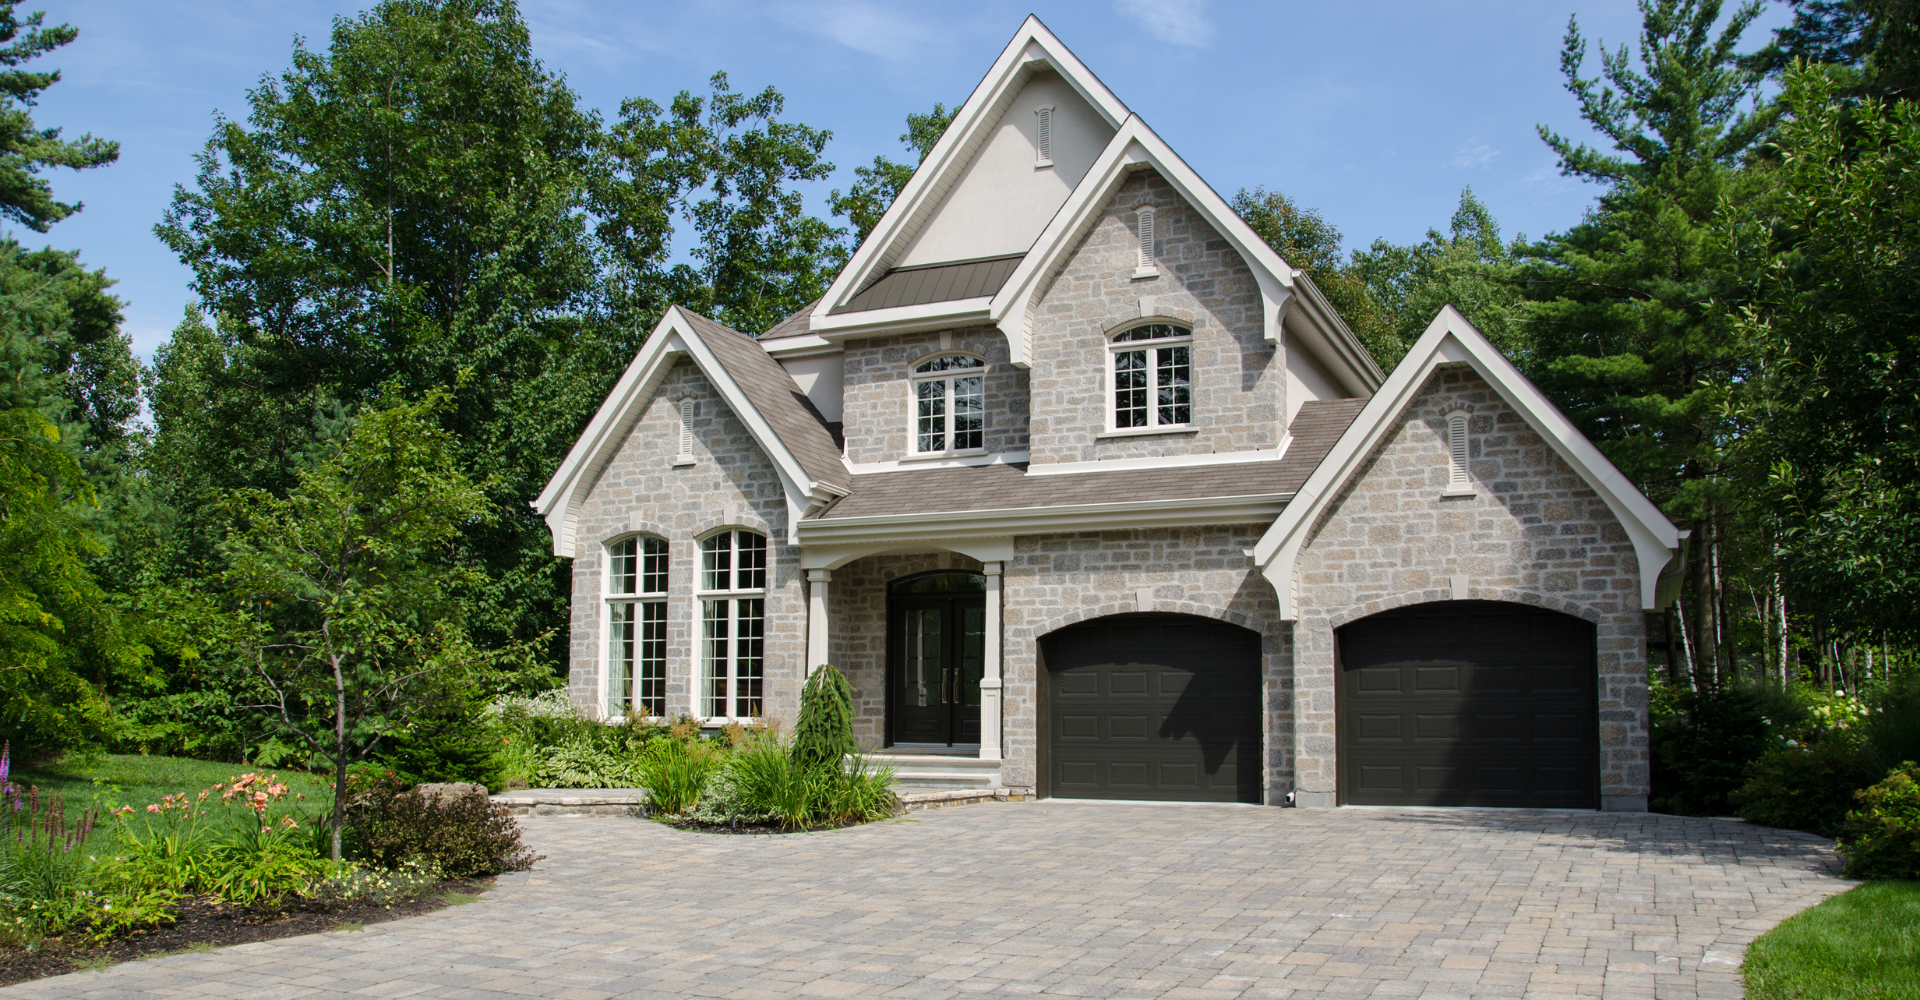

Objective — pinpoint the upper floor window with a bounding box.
[699,530,766,719]
[606,536,668,718]
[911,354,985,454]
[1110,324,1192,430]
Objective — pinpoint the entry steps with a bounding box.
[871,752,1003,791]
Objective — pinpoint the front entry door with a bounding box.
[888,572,986,749]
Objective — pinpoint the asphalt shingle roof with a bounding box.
[678,309,851,493]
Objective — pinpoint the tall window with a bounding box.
[607,536,668,717]
[699,530,767,719]
[1110,323,1191,429]
[911,354,985,454]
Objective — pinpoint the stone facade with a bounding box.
[1000,526,1291,798]
[1026,170,1281,465]
[840,327,1030,466]
[566,359,806,723]
[1290,364,1649,809]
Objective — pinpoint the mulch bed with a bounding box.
[0,877,493,988]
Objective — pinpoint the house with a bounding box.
[534,17,1681,811]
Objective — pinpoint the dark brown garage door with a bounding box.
[1041,614,1261,803]
[1337,601,1598,808]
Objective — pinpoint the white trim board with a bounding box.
[1024,447,1284,477]
[797,492,1291,548]
[1251,306,1682,618]
[531,306,837,557]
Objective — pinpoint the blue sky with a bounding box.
[30,0,1788,359]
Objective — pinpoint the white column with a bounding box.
[806,569,832,676]
[980,561,1004,761]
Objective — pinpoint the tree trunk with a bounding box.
[1693,523,1718,689]
[331,650,348,863]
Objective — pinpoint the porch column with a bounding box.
[980,561,1004,761]
[806,569,831,677]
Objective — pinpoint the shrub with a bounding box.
[1733,734,1873,837]
[729,737,818,829]
[532,743,638,788]
[685,769,773,826]
[376,690,509,792]
[1860,677,1920,777]
[821,755,898,824]
[635,739,721,815]
[345,779,541,878]
[1837,762,1920,880]
[793,665,858,770]
[1651,684,1790,816]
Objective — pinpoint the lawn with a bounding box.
[1744,881,1920,1000]
[10,753,334,819]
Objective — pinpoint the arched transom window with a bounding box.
[606,536,668,717]
[698,530,767,720]
[911,354,985,454]
[1109,323,1192,429]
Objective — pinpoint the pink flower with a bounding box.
[146,804,159,813]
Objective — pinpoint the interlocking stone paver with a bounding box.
[2,802,1845,1000]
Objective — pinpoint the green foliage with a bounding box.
[307,858,441,909]
[375,689,510,792]
[830,101,954,240]
[0,785,100,937]
[1743,880,1920,1000]
[0,2,118,232]
[635,739,722,816]
[1351,188,1524,359]
[1838,763,1920,880]
[727,735,816,829]
[793,664,857,771]
[341,778,539,878]
[1726,66,1920,641]
[104,771,331,907]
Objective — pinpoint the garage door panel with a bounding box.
[1338,601,1598,809]
[1044,615,1262,804]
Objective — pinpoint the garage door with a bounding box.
[1041,614,1261,803]
[1337,601,1598,808]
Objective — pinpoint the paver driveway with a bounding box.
[6,801,1845,1000]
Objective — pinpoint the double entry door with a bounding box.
[888,573,985,749]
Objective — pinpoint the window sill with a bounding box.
[671,455,695,468]
[1096,425,1199,440]
[1131,266,1160,280]
[1441,487,1477,498]
[901,448,989,463]
[1034,159,1054,169]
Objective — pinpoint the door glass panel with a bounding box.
[961,605,985,708]
[905,609,944,707]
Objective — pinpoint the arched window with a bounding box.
[1109,323,1192,430]
[910,354,986,454]
[699,530,767,719]
[607,536,668,717]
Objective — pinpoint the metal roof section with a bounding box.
[830,254,1025,315]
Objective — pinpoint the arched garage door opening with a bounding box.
[1040,613,1262,803]
[1337,601,1598,808]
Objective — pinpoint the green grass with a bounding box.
[440,891,483,906]
[1744,881,1920,999]
[9,753,333,819]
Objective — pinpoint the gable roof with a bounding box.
[1251,306,1682,618]
[532,306,848,556]
[813,16,1128,322]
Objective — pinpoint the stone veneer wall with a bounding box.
[566,359,806,724]
[1026,170,1280,465]
[1291,364,1649,809]
[839,327,1029,467]
[827,553,985,751]
[1000,526,1291,798]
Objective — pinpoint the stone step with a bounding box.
[870,753,1002,789]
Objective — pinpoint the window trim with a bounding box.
[604,534,669,719]
[695,528,769,722]
[907,352,988,457]
[1106,324,1195,434]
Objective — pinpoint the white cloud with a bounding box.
[1452,140,1498,169]
[770,1,930,60]
[1114,0,1215,48]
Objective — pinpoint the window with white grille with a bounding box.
[1035,106,1054,167]
[909,354,986,454]
[699,530,766,720]
[606,536,668,717]
[1109,323,1192,430]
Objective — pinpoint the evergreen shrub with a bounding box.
[793,665,858,769]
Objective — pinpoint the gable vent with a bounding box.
[1445,409,1472,494]
[1035,106,1053,167]
[678,400,695,461]
[1136,206,1156,268]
